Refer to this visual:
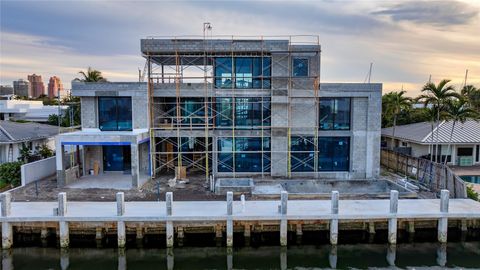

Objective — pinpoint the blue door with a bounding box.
[103,146,127,171]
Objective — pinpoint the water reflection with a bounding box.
[3,242,480,269]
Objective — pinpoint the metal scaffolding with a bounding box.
[144,35,321,181]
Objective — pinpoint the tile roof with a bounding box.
[0,120,59,143]
[382,120,480,144]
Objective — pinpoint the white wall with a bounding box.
[21,156,56,185]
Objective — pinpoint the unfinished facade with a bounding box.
[56,36,381,189]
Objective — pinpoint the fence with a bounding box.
[21,156,56,186]
[380,149,467,198]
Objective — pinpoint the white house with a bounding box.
[382,120,480,166]
[0,120,60,163]
[0,100,68,122]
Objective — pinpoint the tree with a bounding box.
[77,67,107,82]
[417,79,460,162]
[461,85,480,110]
[35,144,54,159]
[18,144,33,163]
[383,91,412,149]
[442,98,479,165]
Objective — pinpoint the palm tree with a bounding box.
[383,91,412,149]
[461,85,480,110]
[443,98,479,165]
[77,67,107,82]
[417,79,460,162]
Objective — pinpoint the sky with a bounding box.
[1,0,480,97]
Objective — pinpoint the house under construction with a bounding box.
[56,35,382,189]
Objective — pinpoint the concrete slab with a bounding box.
[67,172,132,190]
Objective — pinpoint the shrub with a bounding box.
[0,161,23,187]
[467,185,479,201]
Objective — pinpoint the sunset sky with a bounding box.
[1,0,479,96]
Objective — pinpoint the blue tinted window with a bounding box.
[215,57,271,89]
[217,137,270,172]
[98,97,132,131]
[216,97,270,128]
[319,98,351,130]
[293,58,308,77]
[318,137,349,171]
[291,137,314,172]
[235,58,253,88]
[215,58,233,88]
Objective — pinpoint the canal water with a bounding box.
[3,230,480,269]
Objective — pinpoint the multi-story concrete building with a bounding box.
[48,76,64,99]
[0,85,14,96]
[28,74,45,98]
[13,79,31,97]
[56,36,381,189]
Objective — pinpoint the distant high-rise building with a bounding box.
[27,74,45,98]
[47,76,64,98]
[0,85,14,96]
[13,79,31,97]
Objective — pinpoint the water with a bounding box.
[3,242,480,269]
[461,175,480,184]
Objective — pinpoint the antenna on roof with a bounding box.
[428,74,432,83]
[463,69,469,88]
[363,62,373,83]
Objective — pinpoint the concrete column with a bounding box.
[1,193,12,249]
[460,220,468,232]
[280,191,288,246]
[437,243,447,267]
[407,221,415,234]
[116,192,125,216]
[58,192,67,216]
[56,144,66,188]
[177,227,184,239]
[226,191,233,247]
[330,191,339,245]
[368,222,375,234]
[438,190,449,243]
[215,224,222,239]
[244,224,251,238]
[388,190,398,244]
[227,247,233,270]
[166,192,174,248]
[41,227,48,239]
[117,192,126,248]
[136,227,144,240]
[95,227,103,241]
[59,221,69,248]
[57,192,69,248]
[296,224,303,237]
[130,143,140,188]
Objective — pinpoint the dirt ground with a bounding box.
[9,173,226,202]
[9,168,437,202]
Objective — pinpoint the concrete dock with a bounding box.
[1,190,480,249]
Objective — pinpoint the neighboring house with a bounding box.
[0,100,68,122]
[0,120,59,163]
[382,120,480,166]
[56,36,382,189]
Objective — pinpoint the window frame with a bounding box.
[319,97,351,131]
[317,136,350,172]
[98,96,133,131]
[214,57,272,89]
[292,58,309,77]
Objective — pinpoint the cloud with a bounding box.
[372,0,479,27]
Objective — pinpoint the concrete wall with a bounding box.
[21,156,56,186]
[81,97,97,129]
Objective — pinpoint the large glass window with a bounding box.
[318,137,349,171]
[98,97,132,131]
[215,97,270,128]
[215,57,271,89]
[217,137,270,172]
[319,98,351,130]
[293,58,308,77]
[291,136,315,172]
